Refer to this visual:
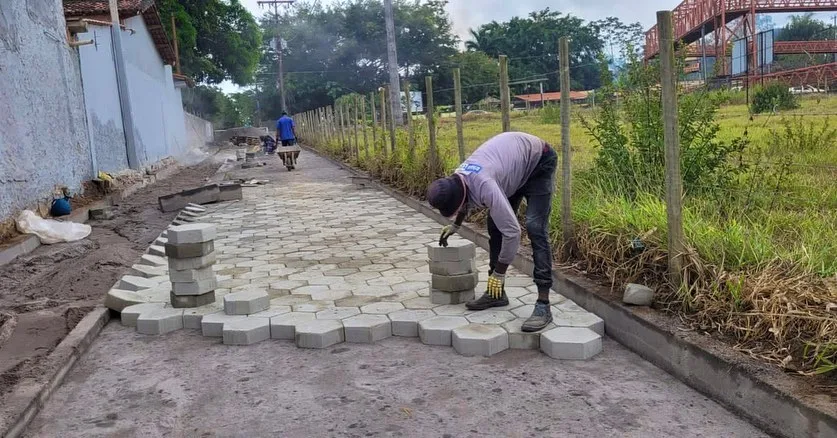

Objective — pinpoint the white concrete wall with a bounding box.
[184,112,215,150]
[121,15,187,166]
[76,25,129,173]
[0,0,93,220]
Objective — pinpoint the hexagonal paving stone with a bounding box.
[295,319,345,349]
[139,254,167,267]
[309,288,353,301]
[430,288,475,305]
[129,264,167,279]
[418,316,469,346]
[224,290,270,315]
[136,307,184,335]
[293,300,336,313]
[402,296,436,310]
[201,312,246,337]
[452,324,509,357]
[351,286,395,298]
[248,305,292,319]
[432,304,472,316]
[389,309,435,337]
[502,318,555,350]
[360,302,404,315]
[270,312,316,339]
[540,327,602,360]
[118,275,158,292]
[316,307,361,320]
[182,301,223,329]
[504,287,530,298]
[343,314,392,343]
[552,311,604,335]
[121,302,166,327]
[511,305,535,318]
[270,294,313,306]
[466,309,516,325]
[554,299,586,313]
[222,318,271,345]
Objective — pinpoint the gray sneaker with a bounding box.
[521,302,552,332]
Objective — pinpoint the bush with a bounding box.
[751,83,798,114]
[539,103,561,124]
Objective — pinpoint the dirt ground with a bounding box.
[0,160,220,394]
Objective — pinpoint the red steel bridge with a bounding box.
[644,0,837,83]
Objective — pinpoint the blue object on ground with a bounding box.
[51,197,72,217]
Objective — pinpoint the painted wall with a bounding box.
[76,25,129,173]
[0,0,93,220]
[184,112,215,151]
[121,15,187,166]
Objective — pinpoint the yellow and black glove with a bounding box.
[438,224,459,247]
[486,272,505,298]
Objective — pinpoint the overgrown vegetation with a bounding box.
[751,83,799,114]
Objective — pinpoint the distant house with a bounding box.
[64,0,193,172]
[513,91,590,108]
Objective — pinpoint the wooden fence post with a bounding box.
[658,10,685,287]
[353,96,360,158]
[499,54,511,132]
[387,86,396,154]
[380,88,388,157]
[426,76,437,174]
[371,93,379,152]
[361,96,369,158]
[559,36,574,260]
[404,80,415,159]
[453,67,465,162]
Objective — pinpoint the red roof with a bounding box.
[514,91,589,102]
[64,0,176,66]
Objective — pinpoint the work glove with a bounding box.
[438,224,459,247]
[486,272,505,299]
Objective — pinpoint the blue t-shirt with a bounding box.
[276,116,295,141]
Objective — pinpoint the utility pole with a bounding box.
[383,0,403,125]
[258,1,294,113]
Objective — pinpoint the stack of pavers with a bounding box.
[167,223,219,308]
[428,239,478,304]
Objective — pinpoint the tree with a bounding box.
[464,9,604,91]
[591,17,644,60]
[157,0,262,85]
[775,14,833,69]
[256,0,458,114]
[431,51,500,105]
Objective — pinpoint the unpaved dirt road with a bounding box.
[0,160,219,394]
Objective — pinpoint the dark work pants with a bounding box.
[487,145,557,292]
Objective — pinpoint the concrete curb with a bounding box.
[302,144,837,438]
[0,307,111,438]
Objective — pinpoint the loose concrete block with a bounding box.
[224,289,270,315]
[427,239,475,262]
[105,289,149,312]
[389,309,435,337]
[201,312,246,337]
[418,316,469,346]
[118,275,159,291]
[295,319,345,349]
[343,314,391,343]
[430,288,475,305]
[185,204,206,213]
[540,327,602,360]
[169,266,215,283]
[148,245,166,257]
[359,302,405,315]
[316,307,361,320]
[165,241,215,258]
[502,318,554,350]
[172,278,218,296]
[223,318,271,345]
[136,307,184,335]
[431,272,479,292]
[402,296,436,310]
[183,302,223,329]
[452,324,509,357]
[270,312,315,339]
[176,213,197,223]
[623,283,654,306]
[168,252,217,271]
[130,264,167,279]
[139,254,168,267]
[89,206,114,220]
[159,184,220,212]
[170,291,216,308]
[429,259,476,276]
[553,312,605,335]
[121,302,166,327]
[466,309,516,325]
[218,183,243,201]
[180,210,202,218]
[167,223,217,244]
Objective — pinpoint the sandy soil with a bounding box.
[0,160,220,394]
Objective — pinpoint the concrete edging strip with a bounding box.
[1,307,110,438]
[303,144,837,438]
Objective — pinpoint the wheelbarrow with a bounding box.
[277,145,301,171]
